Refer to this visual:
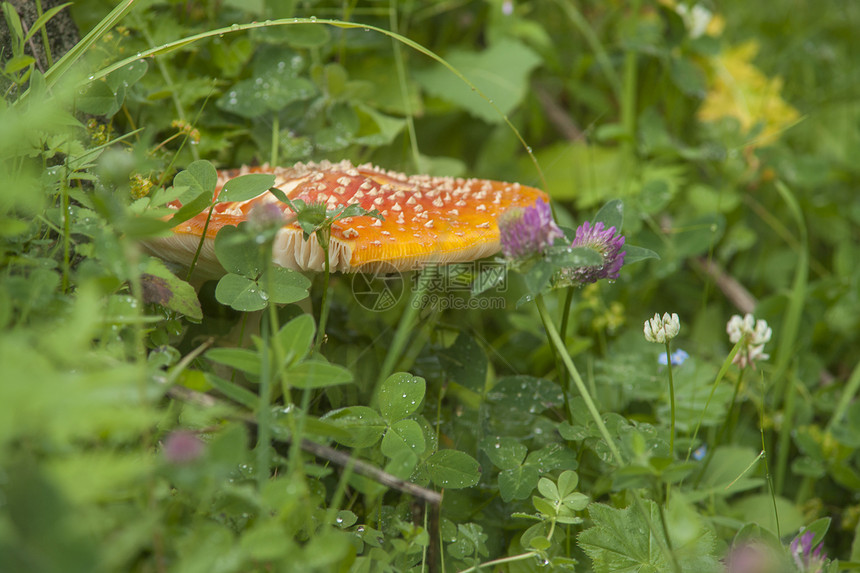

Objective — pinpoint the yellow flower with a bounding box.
[698,41,800,147]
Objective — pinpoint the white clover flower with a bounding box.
[726,313,772,369]
[644,312,680,344]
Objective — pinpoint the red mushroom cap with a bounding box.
[148,160,549,274]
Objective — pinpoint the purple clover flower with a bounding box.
[724,542,780,573]
[556,221,626,287]
[163,430,205,465]
[791,531,828,572]
[498,199,564,260]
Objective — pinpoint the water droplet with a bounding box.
[230,23,240,31]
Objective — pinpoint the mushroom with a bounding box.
[147,160,549,274]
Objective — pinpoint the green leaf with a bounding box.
[4,54,35,74]
[623,245,660,265]
[522,259,555,296]
[275,313,315,367]
[487,376,564,415]
[141,258,202,320]
[381,419,426,459]
[205,347,261,376]
[105,60,148,94]
[669,57,706,97]
[321,406,386,448]
[167,190,211,227]
[498,465,540,502]
[732,494,804,538]
[557,470,580,499]
[175,160,218,203]
[579,500,720,573]
[562,492,590,512]
[438,333,487,392]
[287,360,353,389]
[536,477,559,501]
[479,437,527,471]
[414,39,541,123]
[76,80,116,115]
[378,372,426,424]
[425,450,480,489]
[217,76,316,118]
[240,520,294,561]
[545,245,603,268]
[214,225,264,277]
[219,174,276,203]
[799,517,831,553]
[260,266,311,305]
[204,373,258,409]
[525,444,579,474]
[2,3,24,49]
[470,262,507,296]
[532,495,557,518]
[215,273,267,312]
[593,199,624,232]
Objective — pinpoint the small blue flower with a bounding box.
[658,348,689,366]
[692,444,707,461]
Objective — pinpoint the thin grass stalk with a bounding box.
[686,338,744,466]
[256,303,273,491]
[270,116,279,166]
[759,373,781,538]
[315,239,331,349]
[376,270,430,395]
[827,358,860,431]
[621,0,640,153]
[535,294,622,465]
[388,2,422,172]
[42,0,138,90]
[34,0,53,68]
[664,341,676,455]
[552,0,622,98]
[772,181,808,494]
[185,203,216,281]
[724,367,747,444]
